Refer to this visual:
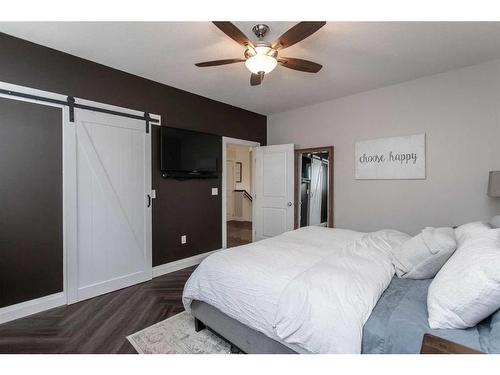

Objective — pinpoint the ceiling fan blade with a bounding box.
[212,22,254,48]
[250,72,264,86]
[278,57,322,73]
[272,22,326,50]
[195,58,245,67]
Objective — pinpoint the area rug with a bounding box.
[127,311,231,354]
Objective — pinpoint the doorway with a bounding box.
[294,146,334,229]
[222,137,260,249]
[226,143,254,248]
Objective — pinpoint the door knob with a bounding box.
[287,202,293,207]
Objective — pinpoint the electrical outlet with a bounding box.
[211,187,218,196]
[181,235,187,244]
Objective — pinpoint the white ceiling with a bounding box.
[1,22,500,114]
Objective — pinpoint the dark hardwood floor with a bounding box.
[227,221,252,248]
[0,266,196,354]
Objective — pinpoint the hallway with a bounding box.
[227,221,252,248]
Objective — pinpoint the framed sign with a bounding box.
[355,133,426,180]
[235,162,242,183]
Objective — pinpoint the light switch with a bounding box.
[211,188,218,196]
[151,189,156,199]
[181,235,187,244]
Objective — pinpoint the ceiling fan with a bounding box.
[195,22,326,86]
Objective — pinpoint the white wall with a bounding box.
[268,59,500,235]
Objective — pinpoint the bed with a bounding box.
[182,226,500,354]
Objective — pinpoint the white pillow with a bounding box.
[454,221,490,246]
[392,227,457,279]
[427,228,500,329]
[490,216,500,229]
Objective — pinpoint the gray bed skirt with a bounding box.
[190,300,297,354]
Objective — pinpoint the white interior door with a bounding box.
[66,108,152,303]
[253,144,294,241]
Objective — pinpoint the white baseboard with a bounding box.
[153,249,221,278]
[0,292,66,325]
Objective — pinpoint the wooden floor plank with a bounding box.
[0,266,196,354]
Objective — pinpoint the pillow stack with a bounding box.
[490,215,500,229]
[391,227,457,280]
[455,221,492,246]
[427,225,500,329]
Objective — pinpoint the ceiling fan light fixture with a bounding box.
[245,46,278,74]
[197,22,326,86]
[245,54,277,74]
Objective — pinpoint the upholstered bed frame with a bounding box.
[191,279,488,355]
[191,300,297,354]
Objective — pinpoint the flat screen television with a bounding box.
[160,127,221,179]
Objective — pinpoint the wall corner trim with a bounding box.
[0,292,66,325]
[152,249,221,278]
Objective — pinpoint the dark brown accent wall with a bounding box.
[0,33,266,272]
[152,127,222,265]
[0,98,63,308]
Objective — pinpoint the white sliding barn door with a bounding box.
[253,144,294,241]
[66,108,152,303]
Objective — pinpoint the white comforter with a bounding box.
[182,226,409,353]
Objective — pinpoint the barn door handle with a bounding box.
[147,194,152,208]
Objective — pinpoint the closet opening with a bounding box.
[294,146,334,228]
